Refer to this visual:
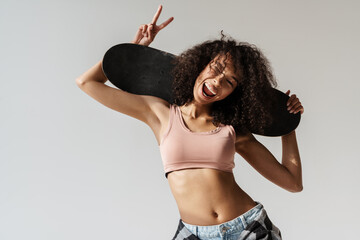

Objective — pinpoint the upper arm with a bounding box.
[235,131,301,192]
[76,80,166,125]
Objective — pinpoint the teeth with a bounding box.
[205,82,217,95]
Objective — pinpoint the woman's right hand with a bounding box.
[131,5,174,46]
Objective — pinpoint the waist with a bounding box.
[167,168,257,226]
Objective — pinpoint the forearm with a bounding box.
[281,130,303,190]
[76,60,108,84]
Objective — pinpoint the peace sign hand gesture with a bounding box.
[131,5,174,46]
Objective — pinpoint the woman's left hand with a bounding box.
[131,5,174,46]
[285,90,304,114]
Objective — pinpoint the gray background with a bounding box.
[1,0,359,239]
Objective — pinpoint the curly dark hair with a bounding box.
[170,31,278,136]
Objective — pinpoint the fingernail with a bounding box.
[287,106,290,110]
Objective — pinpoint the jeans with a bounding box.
[180,201,282,240]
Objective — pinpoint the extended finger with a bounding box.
[151,5,162,25]
[158,16,174,30]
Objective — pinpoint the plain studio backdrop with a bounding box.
[1,0,359,239]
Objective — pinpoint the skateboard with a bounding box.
[102,43,301,136]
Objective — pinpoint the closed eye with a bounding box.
[209,62,235,87]
[215,64,233,86]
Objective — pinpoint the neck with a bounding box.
[181,101,213,119]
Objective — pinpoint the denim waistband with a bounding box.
[181,201,264,237]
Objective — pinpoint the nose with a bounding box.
[212,72,226,87]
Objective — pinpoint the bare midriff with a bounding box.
[167,168,257,226]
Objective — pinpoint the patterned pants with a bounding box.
[172,201,282,240]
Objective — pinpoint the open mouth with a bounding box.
[202,82,216,98]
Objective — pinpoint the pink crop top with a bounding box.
[159,104,236,178]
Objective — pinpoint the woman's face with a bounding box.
[193,53,241,104]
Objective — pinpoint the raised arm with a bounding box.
[75,5,173,124]
[235,90,304,193]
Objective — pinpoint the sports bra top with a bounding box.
[159,104,236,178]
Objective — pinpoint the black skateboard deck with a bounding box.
[102,43,300,136]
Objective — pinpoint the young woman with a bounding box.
[76,5,303,240]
